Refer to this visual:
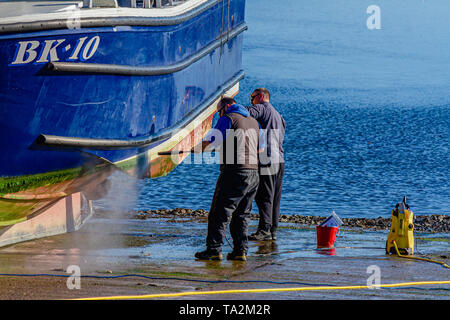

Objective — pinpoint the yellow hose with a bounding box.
[75,280,450,300]
[392,240,450,269]
[74,241,449,300]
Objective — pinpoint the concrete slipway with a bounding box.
[0,209,448,300]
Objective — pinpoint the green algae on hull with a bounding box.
[0,167,85,195]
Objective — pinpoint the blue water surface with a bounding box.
[99,0,450,218]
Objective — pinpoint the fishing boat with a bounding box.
[0,0,246,246]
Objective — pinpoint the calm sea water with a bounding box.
[98,0,450,218]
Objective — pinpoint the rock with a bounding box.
[132,209,449,233]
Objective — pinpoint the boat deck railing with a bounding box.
[83,0,187,8]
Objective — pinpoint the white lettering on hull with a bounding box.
[10,36,100,65]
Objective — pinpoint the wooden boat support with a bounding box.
[0,193,93,247]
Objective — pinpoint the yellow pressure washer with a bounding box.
[386,196,414,255]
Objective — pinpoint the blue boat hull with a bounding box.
[0,0,246,225]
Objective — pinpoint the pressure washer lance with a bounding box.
[158,150,192,156]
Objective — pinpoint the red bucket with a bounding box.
[316,226,339,248]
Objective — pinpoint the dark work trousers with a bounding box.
[255,163,285,233]
[206,169,259,254]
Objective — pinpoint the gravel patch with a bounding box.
[135,208,449,233]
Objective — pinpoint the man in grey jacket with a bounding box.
[192,97,263,261]
[246,88,286,241]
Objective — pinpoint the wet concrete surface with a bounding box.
[0,210,448,300]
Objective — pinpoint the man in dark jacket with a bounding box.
[246,88,286,241]
[192,97,264,261]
